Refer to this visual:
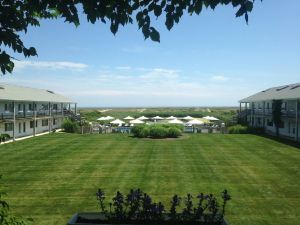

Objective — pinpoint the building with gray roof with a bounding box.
[0,84,77,140]
[239,83,300,141]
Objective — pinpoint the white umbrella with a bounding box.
[208,116,219,121]
[166,116,177,120]
[168,119,183,124]
[137,116,149,120]
[183,116,194,120]
[97,116,109,121]
[130,119,145,124]
[105,116,115,120]
[152,116,164,120]
[203,116,219,121]
[186,119,204,125]
[110,119,125,125]
[124,116,135,120]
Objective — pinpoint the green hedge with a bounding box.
[0,134,10,143]
[228,125,248,134]
[132,124,182,139]
[62,118,79,133]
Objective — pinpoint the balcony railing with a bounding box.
[239,109,300,118]
[0,110,68,121]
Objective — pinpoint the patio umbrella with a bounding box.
[203,116,219,121]
[166,116,177,120]
[97,116,109,121]
[168,119,183,124]
[183,116,194,120]
[152,116,164,120]
[137,116,149,120]
[124,116,135,120]
[110,119,125,125]
[186,119,204,125]
[105,116,115,120]
[129,119,145,124]
[208,116,219,121]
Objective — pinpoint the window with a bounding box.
[4,123,13,131]
[267,120,273,127]
[23,122,26,132]
[28,104,33,111]
[278,121,285,129]
[36,120,38,127]
[18,104,22,111]
[18,123,21,133]
[30,121,34,128]
[53,104,58,110]
[281,102,287,110]
[266,102,270,109]
[42,119,48,127]
[53,119,57,125]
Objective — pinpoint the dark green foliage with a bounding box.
[61,118,79,133]
[131,125,147,138]
[0,134,10,143]
[94,188,231,223]
[1,0,257,74]
[149,125,168,138]
[272,100,282,137]
[132,124,182,139]
[167,127,182,138]
[228,124,248,134]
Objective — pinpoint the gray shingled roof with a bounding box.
[0,83,74,103]
[240,83,300,102]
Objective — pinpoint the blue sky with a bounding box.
[2,0,300,107]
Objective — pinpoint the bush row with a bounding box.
[0,134,10,143]
[228,125,265,134]
[62,118,79,133]
[132,124,182,139]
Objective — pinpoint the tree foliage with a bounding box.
[0,0,257,74]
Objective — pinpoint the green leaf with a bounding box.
[149,27,160,42]
[154,5,162,17]
[165,14,174,30]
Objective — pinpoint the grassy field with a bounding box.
[0,133,299,225]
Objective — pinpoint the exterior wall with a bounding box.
[0,100,72,139]
[242,99,299,140]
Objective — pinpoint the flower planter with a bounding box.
[67,212,229,225]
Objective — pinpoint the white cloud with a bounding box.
[211,75,229,81]
[139,68,179,81]
[116,66,131,70]
[13,60,88,71]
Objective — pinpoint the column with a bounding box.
[251,102,254,127]
[13,101,16,141]
[296,100,299,142]
[75,103,77,115]
[263,101,266,128]
[33,101,36,136]
[48,102,51,133]
[61,103,64,117]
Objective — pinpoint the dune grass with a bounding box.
[0,133,299,225]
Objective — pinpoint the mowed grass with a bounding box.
[0,133,299,225]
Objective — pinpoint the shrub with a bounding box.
[132,124,182,139]
[228,125,248,134]
[93,188,231,224]
[167,127,182,138]
[149,125,168,138]
[131,125,146,137]
[0,134,10,143]
[62,118,79,133]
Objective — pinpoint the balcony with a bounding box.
[0,110,67,121]
[239,109,300,118]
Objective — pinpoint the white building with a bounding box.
[0,84,76,140]
[239,83,300,141]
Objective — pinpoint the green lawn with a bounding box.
[0,133,299,225]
